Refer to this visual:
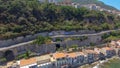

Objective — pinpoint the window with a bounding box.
[29,65,37,68]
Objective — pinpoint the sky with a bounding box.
[99,0,120,10]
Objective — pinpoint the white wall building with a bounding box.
[39,0,57,3]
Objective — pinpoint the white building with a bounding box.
[67,52,85,65]
[100,47,116,58]
[116,40,120,46]
[39,0,57,3]
[48,0,57,3]
[82,4,99,10]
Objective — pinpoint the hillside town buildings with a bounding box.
[8,40,120,68]
[38,0,120,15]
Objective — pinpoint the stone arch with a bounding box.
[4,50,15,61]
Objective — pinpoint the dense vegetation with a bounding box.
[33,36,52,45]
[0,0,120,40]
[102,31,120,42]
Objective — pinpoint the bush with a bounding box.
[33,35,52,45]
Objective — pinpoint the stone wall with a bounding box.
[0,32,48,47]
[0,30,95,48]
[16,34,101,56]
[0,43,56,57]
[0,34,102,61]
[60,35,102,48]
[16,34,101,55]
[0,30,102,58]
[34,44,56,55]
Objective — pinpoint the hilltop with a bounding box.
[58,0,119,11]
[0,0,120,40]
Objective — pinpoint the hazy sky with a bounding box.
[99,0,120,10]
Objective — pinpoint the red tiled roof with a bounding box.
[53,52,66,59]
[76,52,84,56]
[102,47,113,51]
[20,58,36,67]
[67,53,77,58]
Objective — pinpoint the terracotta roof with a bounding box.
[67,53,77,58]
[20,58,37,67]
[102,47,113,51]
[76,52,84,56]
[53,52,66,59]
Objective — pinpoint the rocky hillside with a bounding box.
[59,0,119,11]
[0,0,120,40]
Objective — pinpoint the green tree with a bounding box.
[71,44,78,51]
[33,35,45,45]
[90,42,95,47]
[0,0,120,39]
[33,35,52,45]
[25,50,31,59]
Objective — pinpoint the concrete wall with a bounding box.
[0,43,56,58]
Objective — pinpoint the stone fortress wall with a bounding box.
[0,30,95,47]
[0,32,102,61]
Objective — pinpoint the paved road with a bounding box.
[0,41,33,51]
[51,29,120,38]
[0,29,120,51]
